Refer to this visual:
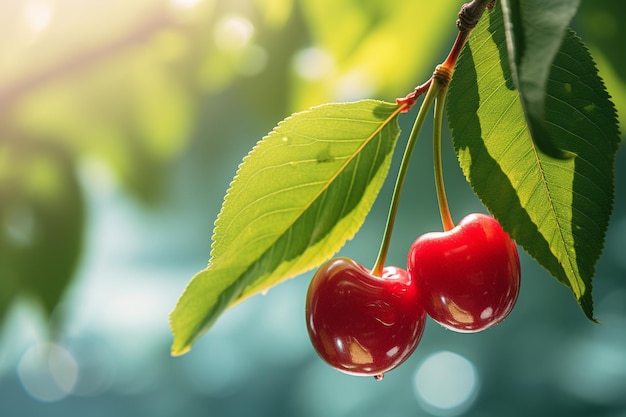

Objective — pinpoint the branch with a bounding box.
[0,9,177,113]
[397,0,495,111]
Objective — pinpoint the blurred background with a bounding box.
[0,0,625,416]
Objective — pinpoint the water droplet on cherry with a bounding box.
[374,373,384,381]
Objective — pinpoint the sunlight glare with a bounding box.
[170,0,204,9]
[22,0,54,34]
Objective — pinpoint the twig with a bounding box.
[396,0,495,112]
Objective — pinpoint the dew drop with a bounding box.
[374,373,384,381]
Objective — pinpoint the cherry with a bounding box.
[407,213,520,332]
[305,257,426,377]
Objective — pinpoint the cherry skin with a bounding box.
[306,257,426,377]
[407,213,520,333]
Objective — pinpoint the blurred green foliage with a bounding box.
[0,0,623,333]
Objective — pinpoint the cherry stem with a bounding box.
[432,73,454,232]
[431,0,492,229]
[372,0,492,273]
[372,80,442,276]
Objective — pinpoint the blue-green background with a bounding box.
[1,1,624,416]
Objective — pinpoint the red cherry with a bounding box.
[306,257,426,377]
[407,213,520,332]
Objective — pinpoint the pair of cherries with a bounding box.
[305,213,521,377]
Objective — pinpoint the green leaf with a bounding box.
[170,100,402,355]
[0,139,84,326]
[500,0,580,157]
[500,0,581,112]
[447,6,620,319]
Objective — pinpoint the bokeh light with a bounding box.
[17,342,78,402]
[555,289,626,405]
[214,15,255,51]
[413,351,479,416]
[292,47,336,80]
[335,69,376,102]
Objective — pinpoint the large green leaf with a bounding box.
[500,0,581,158]
[500,0,580,115]
[447,6,620,319]
[170,100,403,355]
